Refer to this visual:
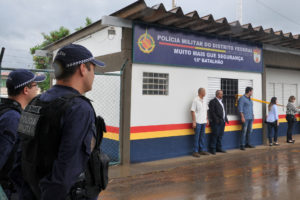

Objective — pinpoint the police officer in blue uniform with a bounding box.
[19,44,105,200]
[0,69,46,199]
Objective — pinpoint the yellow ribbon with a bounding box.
[235,94,284,107]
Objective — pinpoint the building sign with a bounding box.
[133,22,263,73]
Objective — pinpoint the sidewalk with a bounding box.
[109,134,300,179]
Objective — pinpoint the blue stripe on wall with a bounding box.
[276,121,300,137]
[100,122,300,163]
[130,129,263,163]
[101,138,119,163]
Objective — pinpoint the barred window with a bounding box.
[221,78,238,115]
[143,72,169,95]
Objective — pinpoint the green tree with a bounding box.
[30,18,92,92]
[30,26,70,69]
[30,26,70,91]
[75,17,93,31]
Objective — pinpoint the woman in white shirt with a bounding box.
[266,97,279,146]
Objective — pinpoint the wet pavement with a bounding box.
[100,136,300,200]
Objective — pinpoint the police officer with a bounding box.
[19,44,105,200]
[0,69,46,199]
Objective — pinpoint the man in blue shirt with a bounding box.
[0,69,45,199]
[20,44,105,200]
[238,87,255,150]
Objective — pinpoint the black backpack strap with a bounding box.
[0,99,22,117]
[58,93,95,113]
[95,116,106,148]
[58,93,82,101]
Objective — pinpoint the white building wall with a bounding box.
[131,63,262,127]
[53,26,122,58]
[266,68,300,114]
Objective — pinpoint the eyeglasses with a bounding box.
[27,83,38,89]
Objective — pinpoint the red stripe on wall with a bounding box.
[130,119,263,133]
[131,123,192,133]
[279,114,300,119]
[106,126,119,134]
[227,119,262,126]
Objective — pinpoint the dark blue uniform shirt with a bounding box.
[0,109,19,169]
[0,99,34,200]
[39,85,96,200]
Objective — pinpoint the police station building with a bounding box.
[44,0,300,164]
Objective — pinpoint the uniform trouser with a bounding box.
[286,115,295,141]
[267,122,278,143]
[210,121,225,152]
[193,123,206,152]
[240,119,253,147]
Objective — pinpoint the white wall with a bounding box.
[266,68,300,114]
[74,27,122,57]
[131,63,262,126]
[53,26,122,58]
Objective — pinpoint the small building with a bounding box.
[44,0,300,164]
[0,71,9,97]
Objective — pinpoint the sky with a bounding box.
[0,0,300,69]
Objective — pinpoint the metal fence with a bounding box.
[86,72,122,164]
[0,67,122,165]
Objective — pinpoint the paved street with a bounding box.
[101,135,300,200]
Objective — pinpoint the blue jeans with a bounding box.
[210,121,225,152]
[193,123,206,152]
[267,122,278,143]
[240,119,253,147]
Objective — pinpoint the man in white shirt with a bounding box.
[191,88,210,157]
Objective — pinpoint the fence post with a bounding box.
[262,63,267,145]
[119,59,129,164]
[0,47,5,96]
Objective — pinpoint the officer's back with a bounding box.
[19,44,105,200]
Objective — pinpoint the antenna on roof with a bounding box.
[237,0,243,24]
[172,0,176,9]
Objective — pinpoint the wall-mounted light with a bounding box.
[108,27,116,40]
[34,50,52,57]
